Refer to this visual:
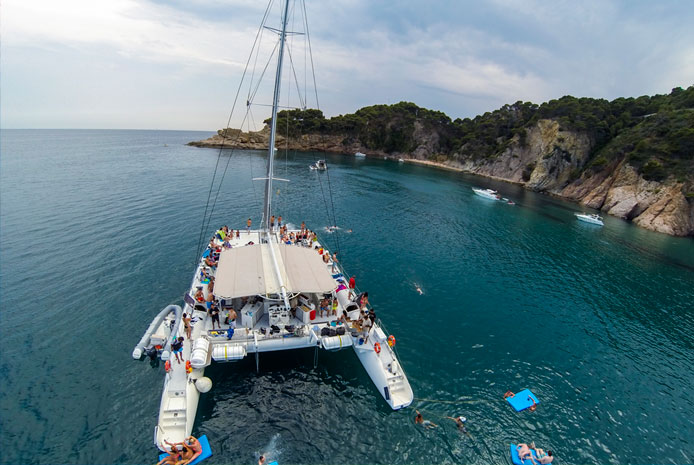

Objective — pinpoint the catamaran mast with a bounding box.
[263,0,291,309]
[262,0,291,231]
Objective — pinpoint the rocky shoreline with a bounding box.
[189,124,694,237]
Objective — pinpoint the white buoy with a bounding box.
[195,377,212,393]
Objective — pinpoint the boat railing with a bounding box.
[375,317,408,380]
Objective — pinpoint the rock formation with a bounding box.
[189,118,694,237]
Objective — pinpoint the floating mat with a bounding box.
[510,444,539,465]
[269,462,278,465]
[507,389,539,412]
[158,435,212,465]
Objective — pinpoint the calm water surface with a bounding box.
[1,129,693,465]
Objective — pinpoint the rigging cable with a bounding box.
[301,0,341,255]
[193,0,275,265]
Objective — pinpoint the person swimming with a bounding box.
[414,283,423,295]
[446,415,468,433]
[414,410,438,429]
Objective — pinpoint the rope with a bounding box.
[414,397,486,405]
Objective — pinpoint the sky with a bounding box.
[2,0,693,131]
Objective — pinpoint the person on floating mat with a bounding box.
[535,449,553,464]
[517,443,536,464]
[158,440,192,465]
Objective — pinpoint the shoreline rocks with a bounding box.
[189,124,694,237]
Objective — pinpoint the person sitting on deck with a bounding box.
[319,298,328,318]
[205,255,217,268]
[322,252,330,264]
[194,287,205,303]
[224,307,237,326]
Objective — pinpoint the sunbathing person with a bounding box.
[182,436,202,464]
[517,444,537,464]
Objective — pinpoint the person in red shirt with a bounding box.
[349,276,355,289]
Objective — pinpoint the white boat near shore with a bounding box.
[354,151,366,158]
[472,187,501,200]
[133,0,413,453]
[575,212,604,225]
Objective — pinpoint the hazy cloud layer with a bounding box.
[2,0,693,130]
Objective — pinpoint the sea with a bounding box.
[1,129,693,465]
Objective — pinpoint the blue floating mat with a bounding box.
[507,389,539,412]
[158,435,212,465]
[510,444,538,465]
[269,462,278,465]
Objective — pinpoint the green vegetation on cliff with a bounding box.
[266,86,694,182]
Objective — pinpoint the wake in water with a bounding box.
[323,225,340,233]
[256,433,282,465]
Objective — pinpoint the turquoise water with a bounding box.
[1,129,693,465]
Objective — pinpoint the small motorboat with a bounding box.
[472,187,501,200]
[354,151,366,158]
[398,158,404,163]
[575,212,604,226]
[309,160,327,170]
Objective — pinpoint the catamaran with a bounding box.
[133,0,413,452]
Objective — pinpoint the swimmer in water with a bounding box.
[414,284,423,295]
[414,410,438,429]
[446,415,468,433]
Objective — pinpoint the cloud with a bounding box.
[2,0,693,129]
[3,0,252,68]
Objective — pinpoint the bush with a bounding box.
[641,160,666,181]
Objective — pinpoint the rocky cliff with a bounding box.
[190,93,694,237]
